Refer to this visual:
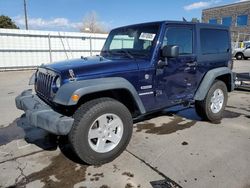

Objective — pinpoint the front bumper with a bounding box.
[15,89,74,135]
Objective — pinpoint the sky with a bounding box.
[0,0,249,32]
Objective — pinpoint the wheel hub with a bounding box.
[210,88,224,114]
[88,113,124,153]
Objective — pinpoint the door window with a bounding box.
[162,27,193,55]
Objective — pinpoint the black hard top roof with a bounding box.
[113,20,229,30]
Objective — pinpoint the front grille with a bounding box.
[35,69,56,101]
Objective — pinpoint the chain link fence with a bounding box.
[0,29,108,70]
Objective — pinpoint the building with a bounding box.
[202,1,250,42]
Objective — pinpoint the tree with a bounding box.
[191,18,200,23]
[0,15,19,29]
[80,11,108,33]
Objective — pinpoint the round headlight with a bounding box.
[55,77,61,88]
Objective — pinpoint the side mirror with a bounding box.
[162,45,179,58]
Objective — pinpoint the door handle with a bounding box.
[186,61,197,67]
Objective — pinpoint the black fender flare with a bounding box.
[194,67,234,101]
[53,77,146,114]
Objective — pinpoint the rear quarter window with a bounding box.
[200,29,229,54]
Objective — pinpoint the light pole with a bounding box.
[24,0,28,30]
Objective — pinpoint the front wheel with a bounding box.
[195,80,228,123]
[69,98,133,165]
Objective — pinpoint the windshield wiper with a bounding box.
[102,50,134,59]
[113,50,135,59]
[101,50,111,56]
[130,51,150,58]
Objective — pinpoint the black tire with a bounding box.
[195,80,228,123]
[69,97,133,165]
[235,53,244,60]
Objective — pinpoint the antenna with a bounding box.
[182,17,188,22]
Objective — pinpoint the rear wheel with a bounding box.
[69,98,133,165]
[235,53,244,60]
[195,80,228,123]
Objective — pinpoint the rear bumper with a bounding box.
[235,73,250,90]
[15,89,74,135]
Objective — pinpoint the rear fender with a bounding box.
[194,67,234,101]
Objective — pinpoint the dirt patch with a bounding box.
[243,184,250,188]
[223,110,242,119]
[90,173,104,181]
[122,172,134,178]
[125,183,134,188]
[227,106,250,113]
[223,110,250,120]
[15,153,88,188]
[181,141,188,146]
[113,164,120,172]
[93,173,104,178]
[150,179,182,188]
[136,116,196,135]
[100,185,111,188]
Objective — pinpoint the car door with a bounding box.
[245,45,250,57]
[155,24,199,108]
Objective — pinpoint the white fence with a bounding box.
[0,28,108,70]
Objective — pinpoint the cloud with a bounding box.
[237,0,250,2]
[184,0,221,11]
[13,16,82,31]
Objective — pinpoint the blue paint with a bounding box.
[41,21,231,114]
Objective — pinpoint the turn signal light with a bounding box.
[71,94,80,102]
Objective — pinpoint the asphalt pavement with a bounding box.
[0,60,249,188]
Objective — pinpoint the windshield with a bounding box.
[101,24,160,59]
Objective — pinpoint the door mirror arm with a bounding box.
[157,58,168,68]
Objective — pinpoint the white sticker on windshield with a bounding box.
[139,33,156,41]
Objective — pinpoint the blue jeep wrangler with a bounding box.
[16,21,234,164]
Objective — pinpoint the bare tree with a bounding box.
[80,11,108,33]
[191,18,200,23]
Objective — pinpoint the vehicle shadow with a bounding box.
[11,114,87,164]
[12,107,200,162]
[5,104,240,165]
[134,106,202,124]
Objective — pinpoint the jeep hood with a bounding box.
[43,56,139,80]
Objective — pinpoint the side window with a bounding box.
[200,29,229,54]
[163,27,193,55]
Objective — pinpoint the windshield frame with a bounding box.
[101,23,161,60]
